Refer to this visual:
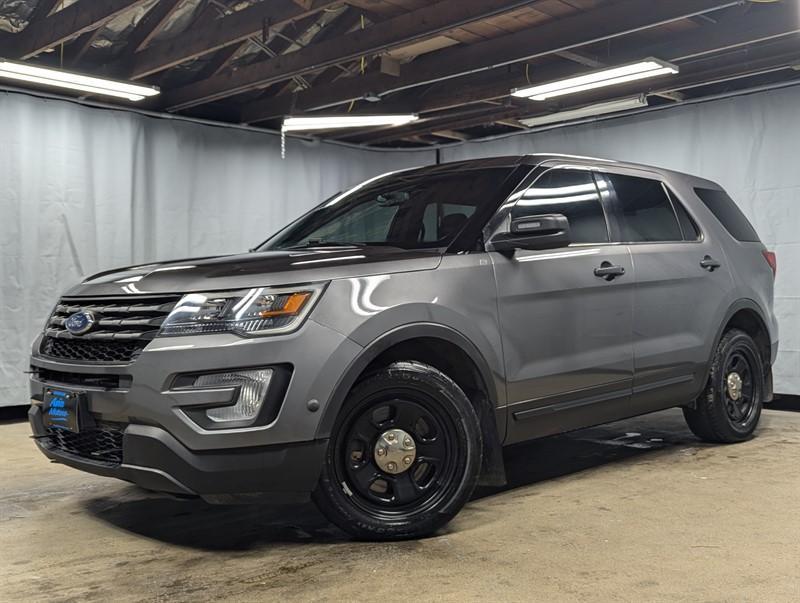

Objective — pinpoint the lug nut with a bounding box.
[403,456,413,465]
[376,447,387,457]
[386,433,395,442]
[403,437,413,448]
[387,461,397,472]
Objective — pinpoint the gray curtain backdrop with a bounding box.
[2,84,799,405]
[442,85,800,395]
[0,91,432,406]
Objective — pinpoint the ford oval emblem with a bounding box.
[64,310,96,336]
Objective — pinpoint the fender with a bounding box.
[316,322,507,487]
[696,298,773,402]
[318,322,500,436]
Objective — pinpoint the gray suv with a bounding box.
[29,154,778,540]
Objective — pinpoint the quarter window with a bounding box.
[667,188,702,241]
[606,173,682,242]
[513,169,609,243]
[694,187,760,242]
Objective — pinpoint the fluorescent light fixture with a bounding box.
[282,114,419,132]
[0,58,159,101]
[513,59,678,101]
[520,96,649,128]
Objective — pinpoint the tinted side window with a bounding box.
[694,187,760,242]
[513,169,608,243]
[606,174,682,242]
[667,188,701,241]
[266,167,513,251]
[421,202,477,242]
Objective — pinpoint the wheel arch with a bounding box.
[704,299,773,401]
[317,323,507,486]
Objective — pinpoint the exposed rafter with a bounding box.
[239,0,740,123]
[352,40,800,144]
[255,0,799,122]
[65,27,104,67]
[0,0,796,147]
[10,0,148,60]
[163,0,550,111]
[124,0,183,54]
[26,0,62,24]
[118,0,341,80]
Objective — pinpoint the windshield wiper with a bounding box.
[285,240,367,250]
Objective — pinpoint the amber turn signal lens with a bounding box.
[259,292,311,318]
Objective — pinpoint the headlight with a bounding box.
[159,284,325,337]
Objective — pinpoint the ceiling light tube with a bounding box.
[282,114,419,131]
[0,58,159,102]
[520,96,649,128]
[513,59,678,101]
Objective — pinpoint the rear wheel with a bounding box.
[313,361,482,540]
[683,329,764,443]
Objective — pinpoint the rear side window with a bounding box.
[605,173,682,242]
[514,169,608,243]
[667,188,702,241]
[694,187,760,242]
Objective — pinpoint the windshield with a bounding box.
[260,167,515,251]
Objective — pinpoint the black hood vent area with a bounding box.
[40,295,181,363]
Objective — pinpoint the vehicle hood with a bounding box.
[66,247,443,297]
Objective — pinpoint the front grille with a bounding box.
[44,425,124,466]
[41,337,144,363]
[35,367,124,390]
[40,295,180,363]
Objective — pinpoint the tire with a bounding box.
[683,328,764,443]
[313,361,483,540]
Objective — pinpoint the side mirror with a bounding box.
[488,214,571,253]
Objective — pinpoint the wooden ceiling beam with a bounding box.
[333,102,511,141]
[195,12,323,81]
[334,1,800,118]
[239,0,739,123]
[26,0,62,24]
[554,50,605,68]
[360,42,800,145]
[62,0,183,70]
[162,0,548,111]
[65,28,105,67]
[357,106,526,145]
[125,0,183,54]
[120,0,341,80]
[431,129,469,141]
[10,0,147,59]
[238,10,360,100]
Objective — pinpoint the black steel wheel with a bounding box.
[313,361,482,540]
[684,328,764,443]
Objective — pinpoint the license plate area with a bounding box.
[42,388,89,433]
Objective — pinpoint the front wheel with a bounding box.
[683,329,764,443]
[313,361,482,540]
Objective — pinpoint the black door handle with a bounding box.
[594,261,626,281]
[700,255,721,271]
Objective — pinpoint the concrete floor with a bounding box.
[1,409,798,602]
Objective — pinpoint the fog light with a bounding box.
[193,369,273,423]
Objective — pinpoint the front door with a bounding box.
[490,166,635,444]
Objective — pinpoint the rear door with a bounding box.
[598,169,736,411]
[490,165,635,444]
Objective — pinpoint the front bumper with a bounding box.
[30,404,328,502]
[28,318,362,500]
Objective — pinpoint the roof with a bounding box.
[0,0,797,147]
